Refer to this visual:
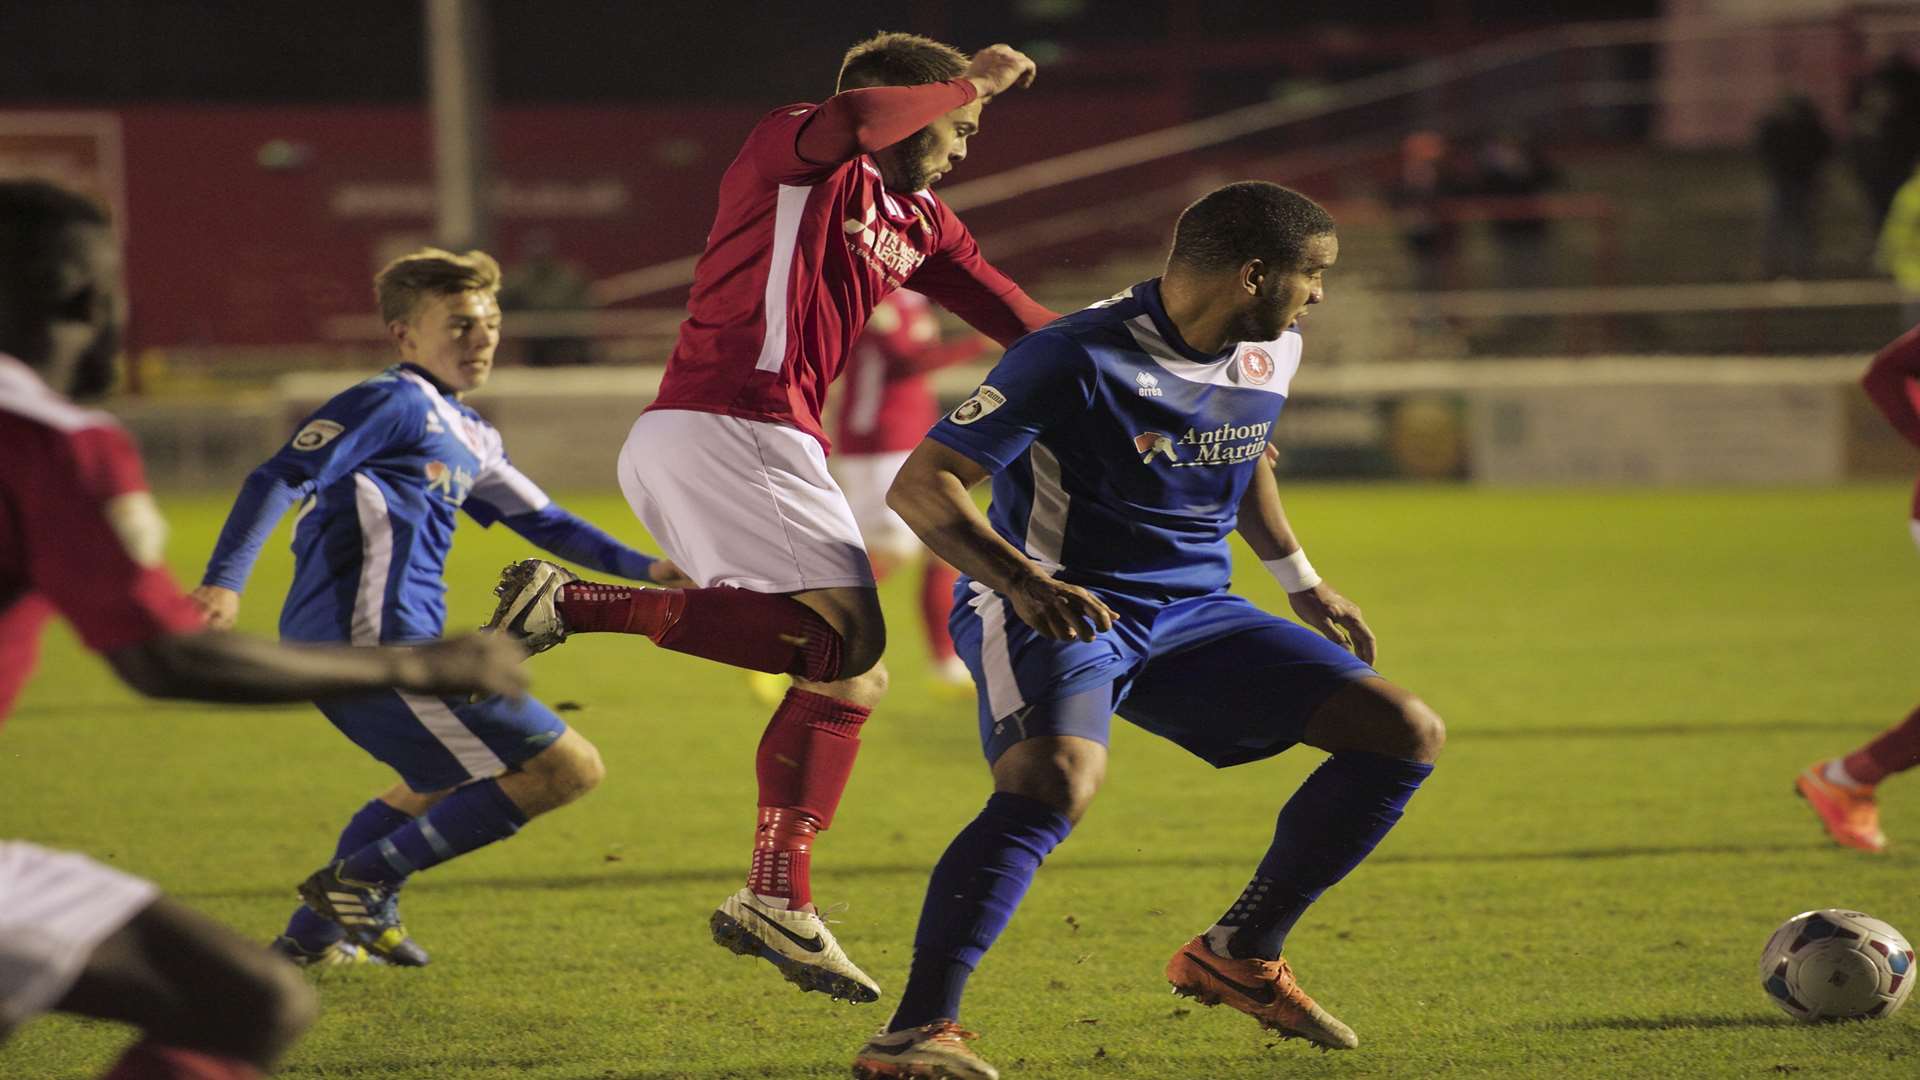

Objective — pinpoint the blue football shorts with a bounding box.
[950,584,1376,768]
[314,689,567,793]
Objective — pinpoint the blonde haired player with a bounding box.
[194,247,682,966]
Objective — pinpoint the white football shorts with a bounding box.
[830,451,919,564]
[619,409,875,593]
[0,842,158,1033]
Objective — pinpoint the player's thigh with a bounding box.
[950,587,1140,764]
[0,842,159,1037]
[1120,606,1376,768]
[57,895,313,1063]
[619,410,874,594]
[317,690,567,795]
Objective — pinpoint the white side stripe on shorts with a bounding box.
[350,474,393,645]
[398,692,508,780]
[975,592,1026,721]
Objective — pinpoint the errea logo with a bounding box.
[1135,370,1163,397]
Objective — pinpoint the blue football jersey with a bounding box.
[928,278,1302,600]
[206,365,555,644]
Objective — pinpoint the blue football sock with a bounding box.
[337,779,527,887]
[1214,752,1433,961]
[286,798,415,947]
[888,792,1074,1033]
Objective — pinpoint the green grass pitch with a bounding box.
[6,485,1920,1079]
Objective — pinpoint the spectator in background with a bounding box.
[500,230,593,366]
[1475,130,1561,289]
[1847,53,1920,238]
[1387,131,1467,293]
[1755,94,1832,280]
[1880,161,1920,328]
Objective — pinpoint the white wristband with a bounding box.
[1263,550,1321,593]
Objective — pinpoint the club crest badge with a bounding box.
[950,386,1006,425]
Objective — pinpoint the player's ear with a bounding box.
[387,319,412,351]
[1239,259,1266,297]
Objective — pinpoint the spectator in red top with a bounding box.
[487,34,1056,1003]
[0,179,526,1080]
[831,289,991,687]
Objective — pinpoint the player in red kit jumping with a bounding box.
[486,34,1054,1002]
[832,289,989,686]
[1796,322,1920,853]
[0,180,526,1079]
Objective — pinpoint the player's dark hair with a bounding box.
[0,180,109,305]
[837,31,968,92]
[374,247,502,325]
[1167,181,1335,275]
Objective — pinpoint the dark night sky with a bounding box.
[0,0,1660,104]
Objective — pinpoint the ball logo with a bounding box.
[1133,431,1177,464]
[291,419,345,452]
[1239,346,1274,386]
[950,385,1006,425]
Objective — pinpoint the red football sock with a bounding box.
[100,1042,262,1080]
[748,689,870,907]
[556,583,844,682]
[920,560,960,661]
[1843,703,1920,787]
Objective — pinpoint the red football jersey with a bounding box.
[648,90,1050,453]
[833,289,991,455]
[0,355,204,722]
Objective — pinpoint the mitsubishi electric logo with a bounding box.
[1135,370,1163,397]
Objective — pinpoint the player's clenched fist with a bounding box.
[188,584,241,631]
[1007,571,1115,643]
[965,44,1038,101]
[411,633,531,699]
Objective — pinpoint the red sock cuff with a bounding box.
[779,687,871,738]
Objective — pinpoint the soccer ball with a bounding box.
[1759,909,1915,1021]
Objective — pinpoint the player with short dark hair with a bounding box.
[487,32,1054,1003]
[850,182,1445,1078]
[1796,322,1920,852]
[192,247,681,967]
[0,180,526,1080]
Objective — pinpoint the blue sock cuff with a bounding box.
[983,791,1074,847]
[1327,751,1435,787]
[468,778,530,828]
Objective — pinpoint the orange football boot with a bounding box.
[1796,761,1887,853]
[1165,935,1358,1050]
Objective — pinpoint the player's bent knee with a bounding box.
[1400,697,1446,763]
[994,737,1107,822]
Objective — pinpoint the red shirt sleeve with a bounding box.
[749,81,977,186]
[907,200,1058,347]
[1863,323,1920,449]
[24,425,204,654]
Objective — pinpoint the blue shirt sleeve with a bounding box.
[493,503,659,582]
[925,330,1096,474]
[200,381,421,591]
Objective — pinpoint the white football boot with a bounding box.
[709,888,881,1003]
[483,559,576,653]
[852,1020,999,1080]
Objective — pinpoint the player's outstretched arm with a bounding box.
[493,502,690,585]
[105,629,528,704]
[1862,323,1920,448]
[1236,451,1376,664]
[888,439,1114,642]
[962,44,1038,101]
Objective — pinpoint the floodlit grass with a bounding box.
[5,485,1920,1079]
